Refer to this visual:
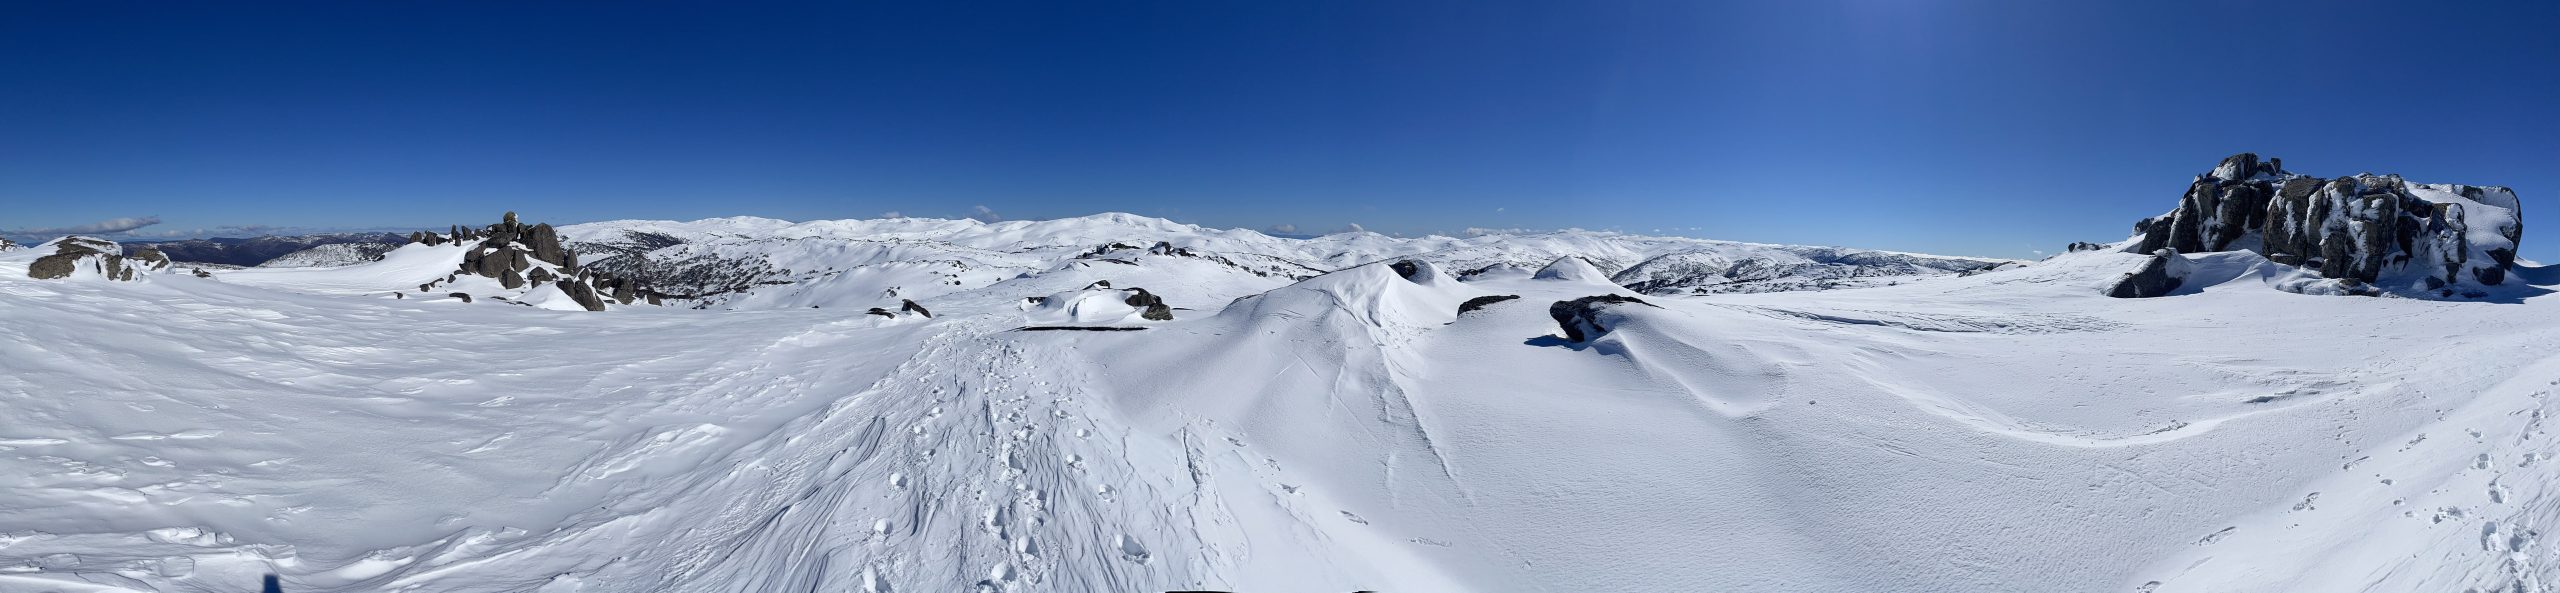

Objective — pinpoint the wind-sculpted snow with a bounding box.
[11,209,2560,593]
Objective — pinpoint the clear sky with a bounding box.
[3,1,2553,259]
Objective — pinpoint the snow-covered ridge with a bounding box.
[255,242,398,268]
[555,212,2007,309]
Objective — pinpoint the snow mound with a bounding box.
[1023,283,1172,326]
[1532,256,1609,283]
[1221,259,1489,330]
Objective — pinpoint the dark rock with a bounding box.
[555,280,606,311]
[1548,294,1655,342]
[2105,249,2189,298]
[448,292,473,303]
[1084,280,1111,290]
[1390,260,1422,280]
[194,269,212,278]
[1140,303,1174,321]
[1458,294,1521,316]
[527,267,554,284]
[1122,288,1163,308]
[526,223,565,265]
[27,252,80,279]
[2129,156,2523,295]
[499,268,525,289]
[866,307,896,318]
[901,299,931,318]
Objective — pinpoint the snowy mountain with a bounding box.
[125,233,411,267]
[551,213,2010,310]
[254,242,399,268]
[2,167,2554,593]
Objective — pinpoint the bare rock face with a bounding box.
[1118,288,1172,320]
[2105,249,2191,298]
[1549,294,1656,342]
[26,251,81,280]
[448,292,473,303]
[901,299,932,318]
[555,280,606,311]
[25,237,145,281]
[2125,153,2520,296]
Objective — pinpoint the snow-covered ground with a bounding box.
[4,215,2559,593]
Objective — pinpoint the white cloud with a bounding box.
[880,211,904,219]
[969,205,1002,223]
[1265,223,1297,234]
[9,216,163,237]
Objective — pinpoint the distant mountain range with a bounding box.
[123,233,408,267]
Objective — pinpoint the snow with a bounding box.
[5,212,2559,592]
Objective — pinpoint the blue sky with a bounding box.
[2,1,2553,259]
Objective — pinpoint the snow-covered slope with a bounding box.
[254,243,398,268]
[7,204,2559,593]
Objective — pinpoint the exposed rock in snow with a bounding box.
[1457,294,1521,316]
[555,279,606,311]
[16,236,163,281]
[395,212,671,310]
[2105,249,2193,298]
[2128,153,2521,297]
[1548,294,1655,342]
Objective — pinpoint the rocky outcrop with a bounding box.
[1549,294,1656,342]
[1121,287,1174,320]
[1390,260,1422,280]
[1458,294,1521,316]
[2126,153,2520,295]
[901,299,932,318]
[2105,249,2192,298]
[411,212,667,310]
[25,237,155,281]
[556,280,605,311]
